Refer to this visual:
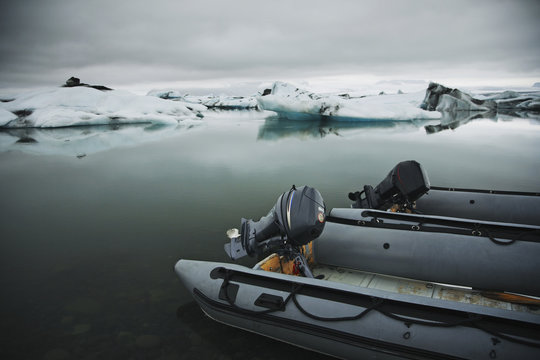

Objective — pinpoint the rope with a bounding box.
[218,269,540,349]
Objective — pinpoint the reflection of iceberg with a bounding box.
[257,82,441,121]
[424,110,495,134]
[257,116,426,141]
[424,110,540,134]
[0,121,202,156]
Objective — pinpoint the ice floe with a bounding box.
[421,82,540,117]
[0,86,205,128]
[147,89,258,110]
[0,107,17,126]
[256,81,441,121]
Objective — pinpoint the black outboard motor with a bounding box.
[349,160,430,211]
[225,185,326,276]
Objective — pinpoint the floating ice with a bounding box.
[0,87,206,128]
[0,108,17,126]
[256,81,441,121]
[422,82,540,113]
[184,95,258,110]
[148,89,258,110]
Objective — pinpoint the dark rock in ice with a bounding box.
[13,109,33,117]
[420,82,496,112]
[2,109,34,128]
[16,136,38,143]
[157,90,183,100]
[62,77,113,91]
[261,88,272,96]
[65,76,81,87]
[88,84,113,91]
[319,103,340,116]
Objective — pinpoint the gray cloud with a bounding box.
[1,0,539,89]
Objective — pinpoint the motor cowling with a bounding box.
[225,185,326,260]
[275,185,326,247]
[349,160,430,210]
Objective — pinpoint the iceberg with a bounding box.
[184,95,258,110]
[421,82,540,113]
[0,86,206,128]
[0,108,17,127]
[148,89,258,110]
[420,82,497,112]
[256,81,441,121]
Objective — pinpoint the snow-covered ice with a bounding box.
[0,87,206,128]
[0,107,17,126]
[257,81,441,121]
[184,95,258,110]
[421,82,540,113]
[147,89,258,110]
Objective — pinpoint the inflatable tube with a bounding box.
[314,208,540,296]
[416,187,540,226]
[175,259,540,360]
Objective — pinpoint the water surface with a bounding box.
[1,110,539,359]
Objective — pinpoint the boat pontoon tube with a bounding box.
[314,208,540,296]
[175,259,540,360]
[416,187,540,226]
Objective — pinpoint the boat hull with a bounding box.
[175,259,540,360]
[317,208,540,297]
[416,187,540,226]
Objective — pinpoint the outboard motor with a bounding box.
[225,185,326,277]
[349,160,430,211]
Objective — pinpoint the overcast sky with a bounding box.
[1,0,539,92]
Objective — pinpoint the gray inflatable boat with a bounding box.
[175,162,540,359]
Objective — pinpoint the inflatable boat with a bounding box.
[175,162,540,359]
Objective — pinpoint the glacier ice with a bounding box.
[147,89,258,110]
[256,81,441,121]
[0,108,17,126]
[0,87,206,128]
[421,82,540,113]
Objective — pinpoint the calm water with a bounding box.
[1,110,540,359]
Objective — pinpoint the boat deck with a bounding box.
[311,264,540,315]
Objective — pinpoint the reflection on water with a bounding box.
[0,121,202,157]
[424,110,540,134]
[424,110,496,134]
[1,111,540,359]
[258,116,428,140]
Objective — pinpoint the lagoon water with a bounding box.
[1,110,540,359]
